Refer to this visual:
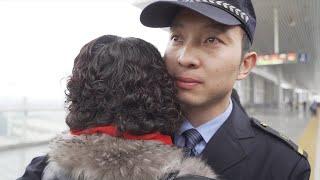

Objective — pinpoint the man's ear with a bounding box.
[237,51,257,80]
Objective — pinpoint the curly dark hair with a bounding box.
[65,35,182,135]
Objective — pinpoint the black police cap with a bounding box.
[140,0,257,43]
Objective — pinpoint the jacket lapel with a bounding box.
[201,99,255,174]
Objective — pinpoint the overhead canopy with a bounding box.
[252,0,320,92]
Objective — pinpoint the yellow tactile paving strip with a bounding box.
[298,112,320,180]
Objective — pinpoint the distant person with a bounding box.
[302,101,307,112]
[310,101,319,116]
[38,35,218,180]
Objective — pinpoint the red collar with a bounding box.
[71,125,172,145]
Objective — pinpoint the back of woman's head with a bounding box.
[66,35,182,135]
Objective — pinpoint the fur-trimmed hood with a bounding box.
[42,132,217,180]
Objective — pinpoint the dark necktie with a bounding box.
[182,128,203,156]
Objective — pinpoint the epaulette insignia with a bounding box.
[260,122,268,127]
[251,118,308,159]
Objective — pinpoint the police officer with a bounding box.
[18,0,310,180]
[140,1,310,179]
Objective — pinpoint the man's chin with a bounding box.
[177,93,203,107]
[177,91,230,109]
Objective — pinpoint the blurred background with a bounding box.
[0,0,319,179]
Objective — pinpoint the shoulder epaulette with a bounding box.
[250,118,308,159]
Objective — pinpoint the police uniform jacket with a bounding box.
[199,98,310,180]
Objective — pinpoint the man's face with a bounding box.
[164,9,244,108]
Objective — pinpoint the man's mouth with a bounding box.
[175,76,202,90]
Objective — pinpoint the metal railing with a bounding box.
[0,109,67,150]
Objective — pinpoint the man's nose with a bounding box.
[177,47,201,69]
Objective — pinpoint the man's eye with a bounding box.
[205,37,219,44]
[171,35,181,42]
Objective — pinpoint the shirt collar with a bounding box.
[178,99,233,143]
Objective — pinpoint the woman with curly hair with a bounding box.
[42,35,218,180]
